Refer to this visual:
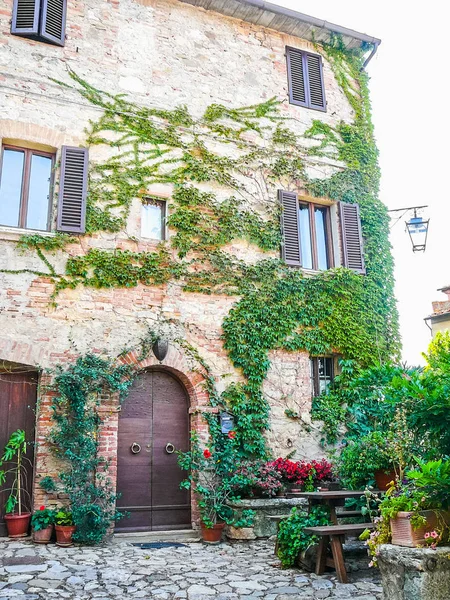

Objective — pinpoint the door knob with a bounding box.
[165,443,175,454]
[130,442,141,454]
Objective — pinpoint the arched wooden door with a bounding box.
[0,368,37,536]
[116,370,191,532]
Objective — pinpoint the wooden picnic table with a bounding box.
[286,490,370,524]
[285,490,378,583]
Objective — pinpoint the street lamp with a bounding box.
[405,210,430,252]
[388,205,430,253]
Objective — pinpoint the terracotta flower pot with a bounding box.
[390,510,450,547]
[55,525,76,547]
[4,513,31,538]
[374,468,396,491]
[201,522,225,544]
[32,525,54,544]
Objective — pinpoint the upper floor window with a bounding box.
[279,190,365,274]
[0,145,54,231]
[141,198,166,240]
[11,0,67,47]
[286,47,326,112]
[311,357,334,397]
[0,144,88,234]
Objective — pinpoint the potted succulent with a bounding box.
[365,458,450,565]
[31,506,55,544]
[54,509,76,547]
[0,430,32,537]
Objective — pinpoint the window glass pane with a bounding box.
[299,204,313,269]
[318,357,333,394]
[141,200,164,240]
[0,149,24,227]
[315,207,329,270]
[26,154,52,231]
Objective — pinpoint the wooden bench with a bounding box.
[303,523,374,583]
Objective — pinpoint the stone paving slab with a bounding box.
[0,538,382,599]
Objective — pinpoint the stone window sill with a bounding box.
[0,227,54,242]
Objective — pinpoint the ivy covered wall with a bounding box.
[0,0,398,464]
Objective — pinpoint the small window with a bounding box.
[0,145,54,231]
[311,357,334,397]
[286,47,326,112]
[141,198,166,240]
[11,0,67,47]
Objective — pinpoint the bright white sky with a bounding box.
[275,0,449,365]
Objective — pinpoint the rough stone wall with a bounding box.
[0,0,357,521]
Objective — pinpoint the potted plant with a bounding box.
[54,509,76,547]
[365,458,450,565]
[31,506,55,544]
[0,429,32,537]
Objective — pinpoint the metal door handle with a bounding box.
[131,442,141,454]
[165,443,175,454]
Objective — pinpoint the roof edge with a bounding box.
[242,0,381,45]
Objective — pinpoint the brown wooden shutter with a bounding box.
[306,54,326,111]
[40,0,67,46]
[57,146,88,234]
[339,202,365,274]
[286,48,307,107]
[280,190,301,266]
[11,0,40,35]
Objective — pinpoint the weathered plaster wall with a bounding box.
[0,0,355,515]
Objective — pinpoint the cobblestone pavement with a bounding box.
[0,538,382,600]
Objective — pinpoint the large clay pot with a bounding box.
[201,522,225,544]
[4,513,31,538]
[390,510,450,547]
[55,525,76,547]
[374,468,396,491]
[32,526,53,544]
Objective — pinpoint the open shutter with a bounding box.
[11,0,40,35]
[40,0,66,46]
[57,146,88,234]
[339,202,365,274]
[280,190,301,267]
[286,48,307,107]
[306,53,326,111]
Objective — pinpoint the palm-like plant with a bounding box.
[0,429,31,515]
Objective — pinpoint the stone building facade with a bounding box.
[0,0,385,534]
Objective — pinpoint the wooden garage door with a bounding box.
[0,369,38,536]
[116,370,191,532]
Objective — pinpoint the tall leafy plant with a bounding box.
[0,430,30,515]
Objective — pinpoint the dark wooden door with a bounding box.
[0,370,38,536]
[116,370,191,532]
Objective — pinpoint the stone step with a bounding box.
[114,529,201,544]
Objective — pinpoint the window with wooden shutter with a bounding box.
[57,146,88,234]
[279,190,301,266]
[286,47,326,112]
[339,201,365,274]
[11,0,66,46]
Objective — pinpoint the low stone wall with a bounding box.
[378,544,450,600]
[227,497,307,538]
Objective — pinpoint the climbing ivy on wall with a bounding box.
[8,38,399,460]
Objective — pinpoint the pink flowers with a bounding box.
[268,457,334,488]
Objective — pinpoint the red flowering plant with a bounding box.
[178,429,251,528]
[268,458,335,491]
[30,506,56,532]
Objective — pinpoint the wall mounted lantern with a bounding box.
[152,339,169,362]
[388,205,430,253]
[405,210,430,252]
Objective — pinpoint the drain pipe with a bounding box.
[362,41,380,70]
